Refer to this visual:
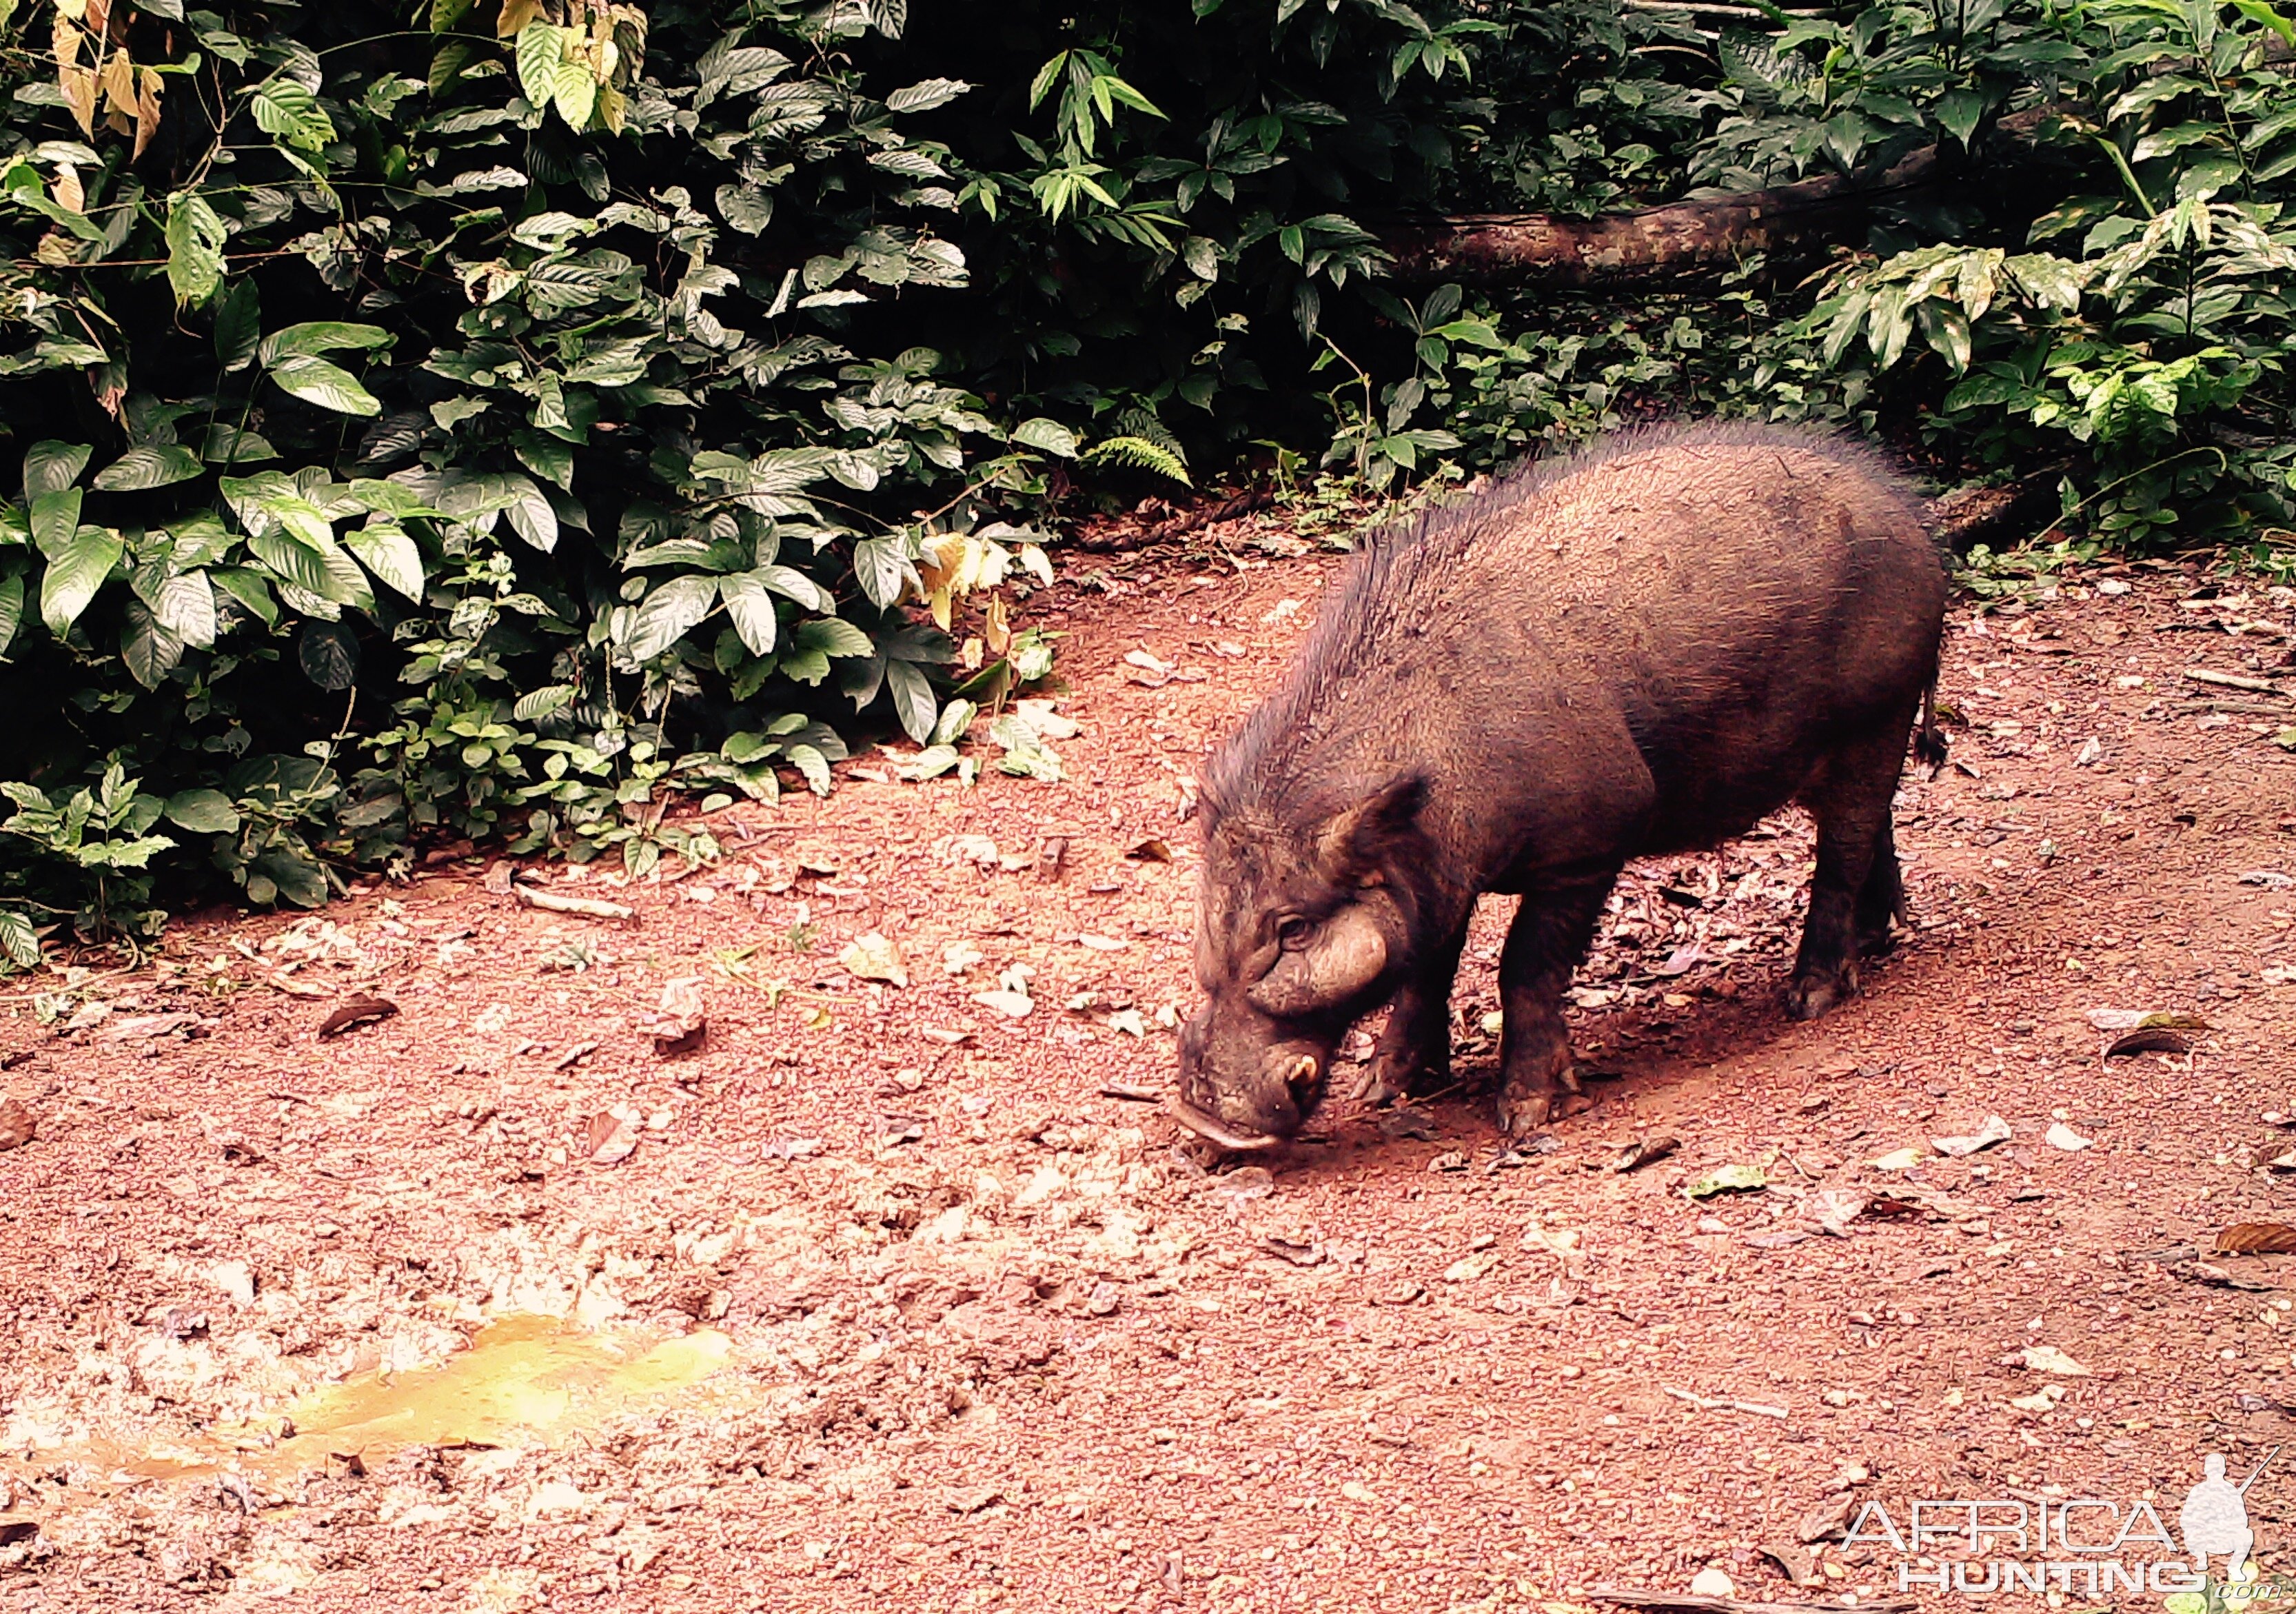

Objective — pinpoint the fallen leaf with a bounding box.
[2106,1027,2189,1057]
[644,976,707,1054]
[1797,1493,1856,1543]
[2085,1007,2208,1031]
[1443,1251,1501,1283]
[1685,1163,1767,1199]
[318,995,398,1038]
[972,989,1034,1019]
[946,1486,1003,1515]
[0,1098,35,1151]
[1340,1480,1378,1504]
[1807,1187,1869,1235]
[839,931,908,987]
[1612,1136,1680,1173]
[1931,1114,2013,1157]
[2215,1222,2296,1255]
[2020,1343,2091,1377]
[1126,838,1172,863]
[2009,1384,2066,1413]
[586,1105,642,1165]
[1077,933,1128,952]
[98,1011,201,1042]
[1264,1236,1323,1268]
[1868,1146,1929,1171]
[2239,869,2294,888]
[2044,1121,2093,1151]
[1014,698,1078,740]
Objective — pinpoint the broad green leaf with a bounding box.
[1936,89,1985,148]
[297,618,359,690]
[720,569,780,656]
[92,445,205,492]
[886,78,971,114]
[201,425,277,465]
[345,523,425,600]
[252,848,328,907]
[622,574,718,659]
[121,598,185,689]
[715,183,775,234]
[500,473,558,552]
[1012,417,1078,457]
[30,487,83,558]
[212,567,278,627]
[164,787,241,834]
[0,909,38,970]
[512,431,574,490]
[260,322,392,365]
[214,279,261,372]
[851,535,910,607]
[796,615,874,658]
[884,657,937,743]
[250,79,336,150]
[152,569,216,647]
[39,523,123,634]
[163,191,228,307]
[246,529,332,596]
[758,563,833,612]
[24,441,91,497]
[0,572,20,656]
[513,685,574,720]
[269,354,382,416]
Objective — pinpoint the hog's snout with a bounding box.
[1172,1007,1328,1149]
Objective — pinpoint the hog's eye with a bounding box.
[1275,916,1314,951]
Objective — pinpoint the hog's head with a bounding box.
[1174,773,1430,1149]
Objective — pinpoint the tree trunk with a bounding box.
[1383,145,1942,288]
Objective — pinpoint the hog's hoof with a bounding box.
[1495,1047,1584,1135]
[1784,967,1857,1021]
[1352,1045,1450,1107]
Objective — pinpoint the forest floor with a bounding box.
[1,520,2295,1614]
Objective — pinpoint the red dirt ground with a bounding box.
[1,525,2294,1614]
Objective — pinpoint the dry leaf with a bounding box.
[973,989,1033,1019]
[839,931,908,987]
[586,1104,642,1164]
[1685,1162,1767,1198]
[645,976,706,1053]
[0,1098,35,1151]
[1126,838,1172,863]
[2044,1121,2093,1151]
[318,995,398,1039]
[1930,1114,2013,1157]
[1611,1136,1679,1173]
[2215,1222,2296,1255]
[1807,1187,1869,1236]
[1443,1250,1501,1283]
[1868,1145,1929,1171]
[2085,1007,2208,1031]
[2019,1344,2090,1377]
[2105,1027,2189,1057]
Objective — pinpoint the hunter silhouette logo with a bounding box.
[2182,1449,2277,1581]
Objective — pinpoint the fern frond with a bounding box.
[1083,434,1192,485]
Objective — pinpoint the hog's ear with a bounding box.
[1314,772,1428,885]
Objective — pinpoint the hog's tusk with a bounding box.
[1162,1094,1283,1153]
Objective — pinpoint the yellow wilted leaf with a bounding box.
[99,47,135,118]
[1019,543,1053,587]
[984,593,1010,655]
[496,0,545,36]
[132,66,161,161]
[928,582,954,631]
[597,81,625,133]
[50,163,82,213]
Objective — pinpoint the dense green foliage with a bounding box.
[1,0,2293,960]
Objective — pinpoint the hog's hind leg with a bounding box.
[1494,871,1619,1135]
[1787,712,1916,1021]
[1357,918,1469,1107]
[1853,818,1907,956]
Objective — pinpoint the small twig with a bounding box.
[1593,1595,1914,1614]
[1663,1385,1789,1418]
[513,885,636,922]
[1100,1081,1161,1102]
[2185,668,2286,696]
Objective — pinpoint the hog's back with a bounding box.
[1262,425,1947,872]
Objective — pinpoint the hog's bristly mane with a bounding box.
[1200,421,1927,828]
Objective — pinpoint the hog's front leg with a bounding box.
[1494,874,1618,1134]
[1355,919,1469,1107]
